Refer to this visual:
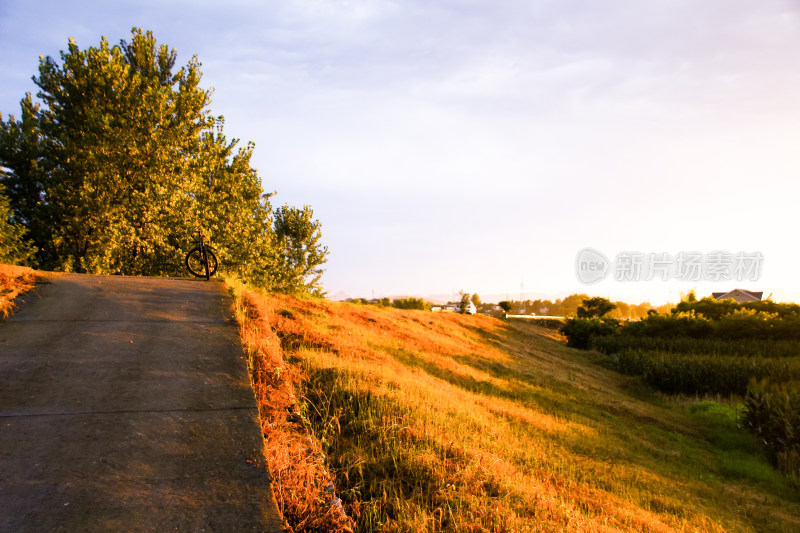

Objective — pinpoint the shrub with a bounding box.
[560,318,619,349]
[392,297,427,310]
[599,310,800,342]
[715,309,778,340]
[623,311,714,339]
[672,297,740,320]
[674,297,800,321]
[769,314,800,341]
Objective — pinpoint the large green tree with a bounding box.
[0,29,326,292]
[0,183,33,264]
[268,205,328,295]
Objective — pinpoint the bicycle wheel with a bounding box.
[186,247,219,279]
[186,248,205,278]
[205,248,219,276]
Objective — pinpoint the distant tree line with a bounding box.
[496,294,671,318]
[0,29,327,294]
[344,292,669,318]
[346,297,429,310]
[562,293,800,350]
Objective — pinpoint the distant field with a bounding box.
[235,290,800,532]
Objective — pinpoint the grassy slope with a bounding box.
[238,290,800,532]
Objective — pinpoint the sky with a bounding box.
[1,0,799,304]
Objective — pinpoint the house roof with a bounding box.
[711,289,763,303]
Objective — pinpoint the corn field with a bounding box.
[592,335,800,359]
[562,310,800,480]
[742,380,800,479]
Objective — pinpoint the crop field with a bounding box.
[233,288,800,532]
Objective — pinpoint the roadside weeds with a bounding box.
[0,264,40,318]
[230,281,354,533]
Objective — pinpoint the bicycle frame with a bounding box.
[186,229,218,280]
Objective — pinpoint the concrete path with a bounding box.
[0,274,285,532]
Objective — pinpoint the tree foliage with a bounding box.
[457,290,471,314]
[0,184,34,264]
[269,205,328,295]
[576,296,617,319]
[672,295,800,321]
[560,317,619,349]
[392,297,427,310]
[0,29,327,293]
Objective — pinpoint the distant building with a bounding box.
[711,289,763,303]
[435,302,477,314]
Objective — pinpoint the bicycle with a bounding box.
[185,228,218,280]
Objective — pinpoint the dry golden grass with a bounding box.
[0,263,40,318]
[232,284,355,533]
[232,288,800,532]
